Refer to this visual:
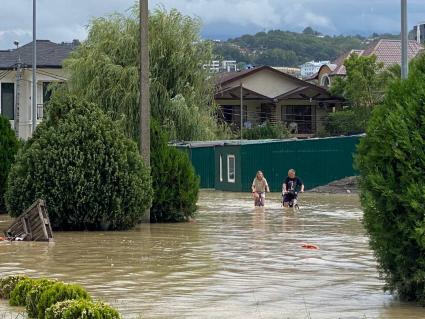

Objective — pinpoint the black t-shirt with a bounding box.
[284,177,303,192]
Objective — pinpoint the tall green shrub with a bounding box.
[150,122,199,222]
[0,115,19,212]
[356,54,425,303]
[5,90,152,230]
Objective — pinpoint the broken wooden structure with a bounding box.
[4,199,54,242]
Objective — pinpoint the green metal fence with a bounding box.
[174,135,361,192]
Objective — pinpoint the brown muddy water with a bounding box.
[0,191,424,319]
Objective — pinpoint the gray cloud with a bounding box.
[1,0,424,49]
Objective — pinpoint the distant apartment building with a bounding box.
[300,60,330,78]
[203,60,238,73]
[272,66,301,78]
[414,22,425,44]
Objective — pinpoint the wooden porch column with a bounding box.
[240,84,243,139]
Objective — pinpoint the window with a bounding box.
[227,155,235,183]
[1,83,15,120]
[219,155,223,182]
[260,103,274,123]
[283,105,315,134]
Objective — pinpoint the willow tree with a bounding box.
[65,6,225,141]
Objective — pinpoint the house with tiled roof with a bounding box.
[0,40,78,139]
[215,66,343,136]
[309,39,424,88]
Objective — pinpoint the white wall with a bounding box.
[0,67,67,140]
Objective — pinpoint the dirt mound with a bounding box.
[308,176,359,194]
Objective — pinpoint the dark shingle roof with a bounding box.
[0,40,77,69]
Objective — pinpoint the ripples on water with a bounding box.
[0,191,424,318]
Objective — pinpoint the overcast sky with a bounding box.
[0,0,424,49]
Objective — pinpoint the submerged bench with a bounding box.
[5,199,54,242]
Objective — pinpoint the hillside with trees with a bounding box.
[213,27,399,67]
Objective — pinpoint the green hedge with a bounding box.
[325,108,368,136]
[0,275,27,299]
[45,299,121,319]
[242,122,289,140]
[2,276,121,318]
[25,279,59,318]
[9,278,38,306]
[37,282,90,319]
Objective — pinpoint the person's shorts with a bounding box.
[283,192,297,203]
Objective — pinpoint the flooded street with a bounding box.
[0,191,423,318]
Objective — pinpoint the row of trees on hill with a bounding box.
[213,28,397,67]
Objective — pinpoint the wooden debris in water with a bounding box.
[4,199,54,242]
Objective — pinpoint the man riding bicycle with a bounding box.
[282,169,304,208]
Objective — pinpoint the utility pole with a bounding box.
[401,0,408,79]
[14,59,22,138]
[32,0,37,132]
[140,0,151,222]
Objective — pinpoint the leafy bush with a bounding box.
[356,55,425,303]
[45,299,121,319]
[150,122,199,222]
[9,278,36,306]
[325,108,369,136]
[5,90,153,230]
[9,278,56,307]
[25,279,58,318]
[0,275,27,299]
[37,282,90,319]
[242,122,289,140]
[0,115,20,212]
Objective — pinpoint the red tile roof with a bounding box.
[331,39,424,76]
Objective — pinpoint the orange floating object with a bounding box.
[301,243,320,250]
[0,236,6,241]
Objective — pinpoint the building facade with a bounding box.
[300,60,330,78]
[215,66,343,137]
[414,22,425,44]
[0,40,77,140]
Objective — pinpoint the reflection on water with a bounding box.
[0,191,424,318]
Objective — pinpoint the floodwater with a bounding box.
[0,191,424,319]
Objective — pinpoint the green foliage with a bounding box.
[25,279,58,318]
[5,89,153,230]
[325,108,369,135]
[9,278,36,306]
[214,29,366,66]
[150,122,199,222]
[65,6,226,142]
[0,275,28,299]
[356,54,425,303]
[0,115,20,212]
[330,54,386,108]
[242,122,290,140]
[45,299,121,319]
[37,282,90,319]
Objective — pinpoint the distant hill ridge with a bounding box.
[213,27,400,67]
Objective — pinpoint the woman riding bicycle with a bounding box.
[252,171,270,207]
